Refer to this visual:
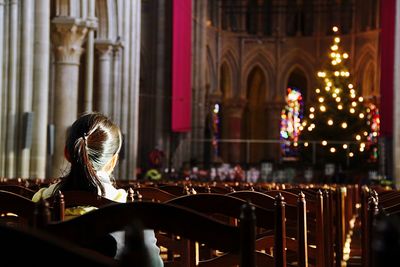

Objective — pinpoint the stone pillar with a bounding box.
[191,0,207,164]
[266,103,284,163]
[31,0,50,178]
[112,42,123,125]
[224,99,246,164]
[83,0,97,112]
[127,0,141,179]
[95,40,113,116]
[51,18,87,177]
[5,0,19,178]
[18,0,34,178]
[0,0,5,176]
[118,0,131,179]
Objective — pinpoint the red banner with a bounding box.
[380,0,396,137]
[172,0,192,132]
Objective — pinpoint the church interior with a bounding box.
[0,0,400,266]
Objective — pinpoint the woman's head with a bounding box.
[60,112,122,195]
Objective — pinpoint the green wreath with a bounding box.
[145,169,161,181]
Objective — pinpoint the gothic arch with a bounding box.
[242,50,275,100]
[360,61,378,99]
[220,48,240,98]
[95,0,118,40]
[355,45,377,96]
[279,49,316,102]
[285,65,309,101]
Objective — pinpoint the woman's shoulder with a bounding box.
[103,183,127,203]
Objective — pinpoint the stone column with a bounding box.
[191,0,207,164]
[31,0,50,178]
[223,99,246,164]
[18,0,34,178]
[0,0,5,176]
[112,42,123,125]
[83,0,97,112]
[127,0,141,179]
[118,0,131,179]
[95,40,113,116]
[266,103,284,163]
[5,0,19,178]
[51,18,87,177]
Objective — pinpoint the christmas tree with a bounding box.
[300,26,379,167]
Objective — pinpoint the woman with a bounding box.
[33,112,163,266]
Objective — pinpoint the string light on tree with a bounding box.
[300,26,379,165]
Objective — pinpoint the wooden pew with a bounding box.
[36,201,258,267]
[165,193,289,267]
[0,223,116,267]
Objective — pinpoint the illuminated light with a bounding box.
[351,102,357,107]
[318,97,324,103]
[348,84,353,89]
[302,121,307,126]
[333,93,337,98]
[360,143,366,148]
[310,107,315,112]
[322,140,328,146]
[359,113,365,119]
[213,104,220,113]
[324,78,329,82]
[343,53,349,58]
[338,105,343,110]
[335,88,340,94]
[336,97,341,102]
[331,52,336,58]
[330,147,336,153]
[345,72,350,77]
[304,142,309,147]
[350,108,355,113]
[343,144,348,149]
[350,89,355,94]
[356,135,361,141]
[342,122,348,128]
[364,131,368,136]
[325,87,331,91]
[333,26,339,32]
[316,88,321,93]
[317,72,325,77]
[320,105,326,112]
[310,124,315,129]
[334,71,340,76]
[367,108,371,113]
[308,127,312,131]
[328,119,333,125]
[294,142,298,147]
[349,152,354,157]
[336,58,342,63]
[341,71,346,76]
[350,94,356,99]
[373,132,378,137]
[334,37,340,43]
[332,60,337,65]
[358,96,363,102]
[309,114,315,119]
[331,45,338,51]
[360,147,364,152]
[299,126,304,131]
[327,82,332,87]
